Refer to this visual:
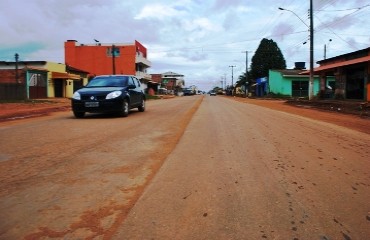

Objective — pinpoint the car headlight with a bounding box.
[106,91,122,99]
[72,92,81,100]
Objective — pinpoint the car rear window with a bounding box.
[86,76,128,87]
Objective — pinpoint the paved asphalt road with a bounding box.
[0,95,369,240]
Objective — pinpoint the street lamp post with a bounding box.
[278,7,309,28]
[324,39,332,59]
[279,0,314,100]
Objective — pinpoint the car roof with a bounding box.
[94,75,135,78]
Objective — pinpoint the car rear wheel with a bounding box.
[73,111,85,118]
[138,98,145,112]
[120,99,129,117]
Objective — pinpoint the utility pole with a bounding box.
[112,44,116,75]
[242,51,249,96]
[223,73,226,89]
[309,0,314,100]
[15,53,19,83]
[279,4,314,99]
[229,65,236,88]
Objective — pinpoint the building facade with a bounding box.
[161,71,185,94]
[269,69,325,98]
[64,40,152,84]
[310,47,370,101]
[0,61,88,100]
[150,72,185,94]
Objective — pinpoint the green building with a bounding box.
[269,69,335,98]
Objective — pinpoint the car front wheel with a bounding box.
[73,111,85,118]
[138,98,145,112]
[120,99,129,117]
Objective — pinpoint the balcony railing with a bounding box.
[135,54,152,67]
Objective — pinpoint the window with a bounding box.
[133,77,141,87]
[106,46,120,57]
[128,77,135,86]
[87,76,128,87]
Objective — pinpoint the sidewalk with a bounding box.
[0,98,71,122]
[286,99,369,117]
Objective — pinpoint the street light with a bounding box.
[278,7,309,28]
[324,39,332,59]
[279,1,314,100]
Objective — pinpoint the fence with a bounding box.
[0,83,27,100]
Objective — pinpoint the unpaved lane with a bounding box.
[0,96,203,239]
[114,95,370,239]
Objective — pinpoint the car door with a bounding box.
[128,77,140,106]
[133,77,144,105]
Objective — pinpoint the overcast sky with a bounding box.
[1,0,369,90]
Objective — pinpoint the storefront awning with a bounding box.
[52,72,80,80]
[300,55,370,74]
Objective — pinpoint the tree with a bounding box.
[250,38,286,80]
[236,71,252,86]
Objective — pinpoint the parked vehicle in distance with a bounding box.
[71,75,145,118]
[183,88,195,96]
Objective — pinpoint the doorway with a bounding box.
[54,79,64,97]
[346,68,364,100]
[292,81,308,97]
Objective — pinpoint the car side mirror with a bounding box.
[128,84,136,89]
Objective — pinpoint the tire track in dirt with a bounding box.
[22,96,204,240]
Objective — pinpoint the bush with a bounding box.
[267,92,291,99]
[145,94,161,100]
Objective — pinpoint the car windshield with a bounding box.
[86,76,128,87]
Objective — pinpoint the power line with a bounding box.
[315,4,370,12]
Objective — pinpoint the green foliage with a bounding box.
[236,71,252,86]
[267,92,291,99]
[145,94,161,100]
[0,99,52,104]
[212,86,223,92]
[250,38,287,79]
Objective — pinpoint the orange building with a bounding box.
[64,40,152,82]
[302,47,370,101]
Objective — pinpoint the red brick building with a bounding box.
[150,72,185,94]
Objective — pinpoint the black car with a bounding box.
[71,75,145,118]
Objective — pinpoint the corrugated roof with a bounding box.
[301,55,370,74]
[273,69,305,76]
[52,72,80,80]
[317,47,370,64]
[66,65,89,74]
